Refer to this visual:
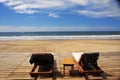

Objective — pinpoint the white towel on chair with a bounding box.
[72,52,84,62]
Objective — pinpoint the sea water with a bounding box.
[0,31,120,41]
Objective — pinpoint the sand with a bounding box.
[0,39,120,53]
[0,40,120,79]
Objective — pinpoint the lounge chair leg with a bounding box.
[71,65,74,76]
[63,65,65,76]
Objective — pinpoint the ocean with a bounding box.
[0,31,120,41]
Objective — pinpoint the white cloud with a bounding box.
[69,0,88,6]
[75,0,120,18]
[0,0,7,2]
[6,0,23,6]
[12,1,66,9]
[48,13,59,18]
[76,9,120,18]
[16,9,38,14]
[1,0,67,14]
[0,0,120,18]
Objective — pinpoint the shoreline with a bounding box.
[0,37,120,42]
[0,35,120,41]
[0,39,120,53]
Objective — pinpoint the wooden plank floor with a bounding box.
[0,52,120,80]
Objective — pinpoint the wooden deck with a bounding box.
[0,52,120,80]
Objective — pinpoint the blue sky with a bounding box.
[0,0,120,32]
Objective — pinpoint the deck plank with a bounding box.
[0,52,120,80]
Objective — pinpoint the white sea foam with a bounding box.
[0,35,120,41]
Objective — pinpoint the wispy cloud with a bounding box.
[1,0,67,14]
[75,0,120,18]
[48,13,59,18]
[0,0,120,18]
[0,26,119,32]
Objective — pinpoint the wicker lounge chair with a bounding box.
[29,53,54,77]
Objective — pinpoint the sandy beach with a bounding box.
[0,39,120,53]
[0,40,120,80]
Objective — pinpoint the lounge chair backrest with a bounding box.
[81,52,99,70]
[29,53,54,65]
[83,52,99,64]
